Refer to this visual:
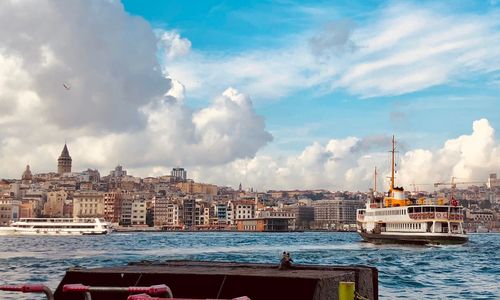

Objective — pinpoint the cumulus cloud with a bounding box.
[399,119,500,185]
[158,30,192,60]
[0,0,169,131]
[163,2,500,100]
[191,119,499,191]
[0,0,272,178]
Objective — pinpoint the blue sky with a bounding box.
[122,0,500,153]
[0,0,498,190]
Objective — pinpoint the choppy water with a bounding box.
[0,232,498,299]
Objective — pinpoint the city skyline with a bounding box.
[0,0,499,191]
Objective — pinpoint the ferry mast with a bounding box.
[390,135,395,195]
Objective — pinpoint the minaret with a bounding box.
[57,143,72,174]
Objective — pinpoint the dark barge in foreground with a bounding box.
[50,260,378,300]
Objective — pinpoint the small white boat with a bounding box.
[0,217,112,235]
[476,226,489,233]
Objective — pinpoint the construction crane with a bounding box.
[434,177,484,204]
[434,177,484,189]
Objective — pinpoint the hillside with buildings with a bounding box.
[1,144,499,232]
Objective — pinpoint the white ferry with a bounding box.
[0,217,112,235]
[356,137,468,245]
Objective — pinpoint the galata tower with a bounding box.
[57,143,72,174]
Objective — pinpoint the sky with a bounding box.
[0,0,499,191]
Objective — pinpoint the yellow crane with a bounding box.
[433,177,484,189]
[434,177,484,205]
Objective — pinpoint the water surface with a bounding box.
[0,232,498,299]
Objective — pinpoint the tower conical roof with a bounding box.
[59,144,71,158]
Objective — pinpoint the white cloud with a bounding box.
[0,0,170,131]
[162,2,500,100]
[0,0,271,178]
[158,30,192,60]
[191,119,499,191]
[338,4,500,97]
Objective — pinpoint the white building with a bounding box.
[234,200,255,220]
[131,199,147,226]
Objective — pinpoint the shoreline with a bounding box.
[112,227,357,233]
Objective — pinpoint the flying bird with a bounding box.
[63,83,71,90]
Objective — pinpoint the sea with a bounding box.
[0,232,498,300]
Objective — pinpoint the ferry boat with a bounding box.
[356,136,468,245]
[0,217,112,235]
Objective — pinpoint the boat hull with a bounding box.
[0,228,109,236]
[358,231,468,245]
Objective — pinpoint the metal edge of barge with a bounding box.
[52,260,378,300]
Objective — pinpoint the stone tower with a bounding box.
[57,144,72,174]
[22,165,33,181]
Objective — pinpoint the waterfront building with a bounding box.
[103,191,121,222]
[215,203,228,224]
[226,201,235,225]
[234,200,255,220]
[0,195,21,225]
[120,197,133,226]
[167,203,180,227]
[171,167,187,181]
[283,204,315,230]
[57,144,72,175]
[131,199,147,226]
[312,198,364,230]
[198,205,210,226]
[43,190,67,217]
[153,196,168,226]
[154,201,181,228]
[236,211,295,231]
[466,209,495,222]
[182,198,195,228]
[72,190,105,217]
